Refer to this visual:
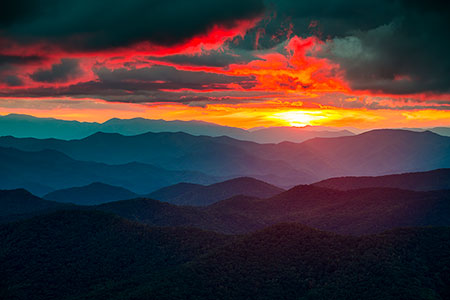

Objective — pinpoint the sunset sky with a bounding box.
[1,0,449,129]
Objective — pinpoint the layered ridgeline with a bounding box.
[40,177,283,206]
[98,186,450,235]
[0,146,219,196]
[1,129,449,189]
[2,179,450,235]
[1,211,449,300]
[2,113,450,142]
[0,113,354,142]
[147,177,284,206]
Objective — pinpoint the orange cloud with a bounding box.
[225,36,349,95]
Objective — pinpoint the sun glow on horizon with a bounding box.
[2,97,450,130]
[270,110,327,126]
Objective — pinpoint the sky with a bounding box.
[0,0,449,129]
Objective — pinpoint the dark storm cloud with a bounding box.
[148,50,261,68]
[4,75,23,86]
[262,0,450,94]
[0,55,44,86]
[0,55,44,75]
[95,65,256,90]
[0,83,250,104]
[0,0,265,51]
[0,65,256,102]
[30,59,82,83]
[1,0,449,97]
[0,55,43,66]
[268,0,400,37]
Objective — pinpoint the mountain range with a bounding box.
[0,146,219,196]
[1,129,449,189]
[2,114,450,299]
[39,177,283,206]
[2,174,449,235]
[0,113,355,143]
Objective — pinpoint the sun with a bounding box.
[271,110,327,127]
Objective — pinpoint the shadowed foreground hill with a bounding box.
[44,182,138,205]
[313,168,450,191]
[0,210,229,300]
[1,212,449,300]
[126,225,450,300]
[148,177,284,206]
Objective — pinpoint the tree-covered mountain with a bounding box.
[313,168,450,191]
[97,185,450,235]
[94,197,260,234]
[148,177,284,206]
[44,182,139,205]
[1,184,450,235]
[1,211,449,300]
[128,224,450,300]
[0,210,229,300]
[208,185,450,235]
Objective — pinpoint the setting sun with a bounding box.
[271,110,327,127]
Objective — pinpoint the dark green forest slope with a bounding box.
[1,211,449,300]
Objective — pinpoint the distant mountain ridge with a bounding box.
[247,126,354,143]
[0,113,248,140]
[1,128,449,188]
[3,113,450,144]
[0,146,219,196]
[0,113,355,143]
